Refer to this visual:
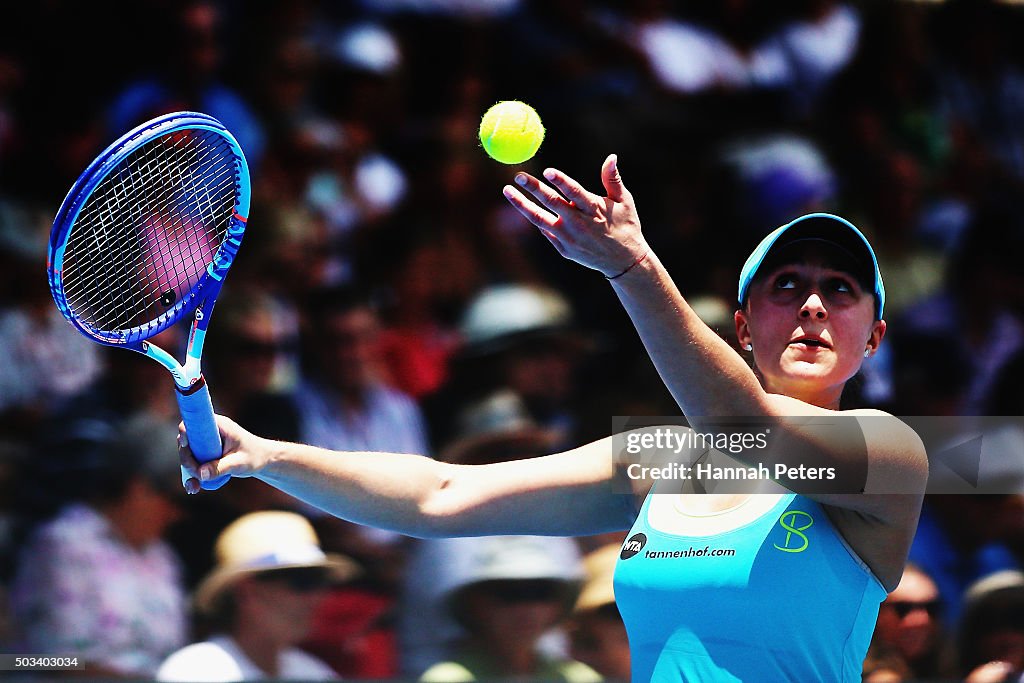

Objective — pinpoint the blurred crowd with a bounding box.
[2,0,1024,680]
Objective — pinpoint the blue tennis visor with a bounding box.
[737,213,885,319]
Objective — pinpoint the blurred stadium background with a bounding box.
[3,1,1024,681]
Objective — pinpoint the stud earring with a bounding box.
[743,343,753,351]
[864,349,871,358]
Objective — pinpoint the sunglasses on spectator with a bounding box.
[888,600,942,618]
[476,579,564,603]
[235,337,297,357]
[256,568,331,592]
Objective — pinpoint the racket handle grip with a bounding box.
[176,379,230,491]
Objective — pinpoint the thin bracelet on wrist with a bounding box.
[605,250,650,280]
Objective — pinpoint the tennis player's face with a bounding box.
[738,246,884,405]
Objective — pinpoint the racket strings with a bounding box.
[61,130,238,335]
[68,136,234,321]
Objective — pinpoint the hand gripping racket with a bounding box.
[47,111,250,490]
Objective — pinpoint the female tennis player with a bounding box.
[180,155,928,682]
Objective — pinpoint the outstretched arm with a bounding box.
[179,415,639,538]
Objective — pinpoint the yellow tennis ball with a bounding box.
[479,101,545,165]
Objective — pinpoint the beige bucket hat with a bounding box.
[194,511,360,614]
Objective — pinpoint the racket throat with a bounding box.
[141,340,193,389]
[176,374,209,396]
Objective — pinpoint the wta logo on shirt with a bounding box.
[621,533,647,559]
[773,510,814,553]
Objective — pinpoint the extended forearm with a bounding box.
[610,251,767,419]
[255,440,452,537]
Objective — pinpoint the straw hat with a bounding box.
[194,511,360,614]
[574,543,619,614]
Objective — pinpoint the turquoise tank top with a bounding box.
[613,492,886,682]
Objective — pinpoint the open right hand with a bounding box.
[501,154,648,279]
[178,414,270,494]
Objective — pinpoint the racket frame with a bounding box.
[47,111,250,392]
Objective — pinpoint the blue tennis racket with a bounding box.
[47,111,250,491]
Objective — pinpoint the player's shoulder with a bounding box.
[841,408,928,491]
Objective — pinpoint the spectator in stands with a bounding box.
[204,288,301,421]
[909,494,1020,626]
[106,0,264,166]
[399,389,562,676]
[418,535,598,682]
[157,511,359,681]
[871,563,956,680]
[0,229,101,431]
[9,415,187,677]
[425,283,589,452]
[893,200,1024,416]
[960,571,1024,683]
[273,287,428,677]
[377,237,461,400]
[293,286,428,457]
[933,0,1024,181]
